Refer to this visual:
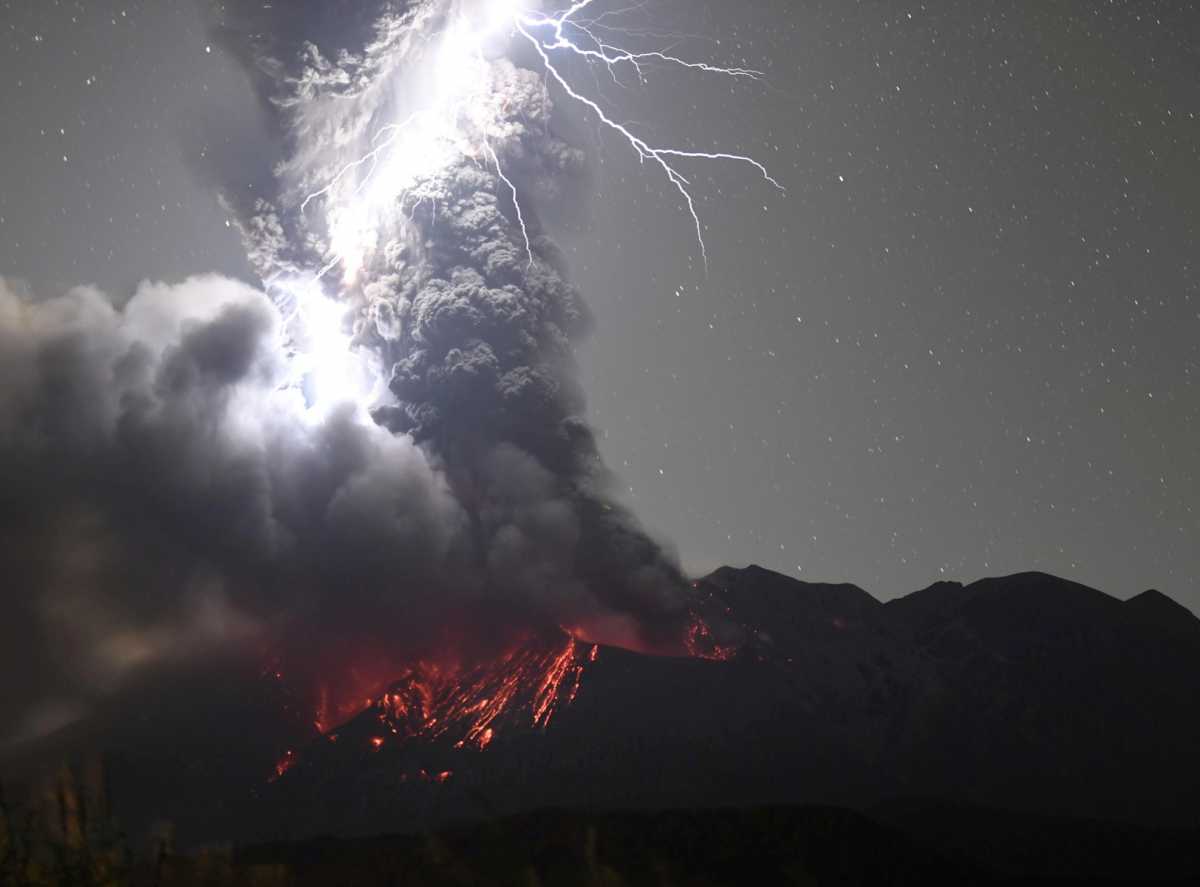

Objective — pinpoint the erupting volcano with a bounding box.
[180,0,781,779]
[5,1,1200,881]
[269,608,742,792]
[0,0,832,848]
[273,630,592,775]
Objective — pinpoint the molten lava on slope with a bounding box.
[268,629,597,784]
[374,632,589,750]
[266,603,744,793]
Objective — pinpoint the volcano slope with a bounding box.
[260,566,1200,839]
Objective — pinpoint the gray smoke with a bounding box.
[212,0,692,641]
[0,0,692,748]
[0,276,465,744]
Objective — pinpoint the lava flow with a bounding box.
[684,582,741,662]
[373,631,590,751]
[269,606,742,784]
[269,630,592,780]
[685,614,738,662]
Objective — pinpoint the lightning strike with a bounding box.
[299,112,426,214]
[301,0,782,282]
[527,2,763,85]
[483,139,535,269]
[515,2,784,269]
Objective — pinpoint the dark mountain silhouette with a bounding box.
[6,565,1200,885]
[253,567,1200,842]
[1125,587,1200,640]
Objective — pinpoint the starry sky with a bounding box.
[1,0,1196,608]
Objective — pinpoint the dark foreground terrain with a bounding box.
[5,800,1200,885]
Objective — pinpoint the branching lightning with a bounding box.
[528,3,763,86]
[483,139,535,269]
[300,112,427,215]
[280,0,783,418]
[517,2,784,270]
[302,0,783,279]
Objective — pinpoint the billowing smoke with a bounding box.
[0,275,464,744]
[1,0,697,747]
[212,0,694,649]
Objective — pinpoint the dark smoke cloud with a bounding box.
[0,276,461,744]
[211,0,692,641]
[1,0,691,748]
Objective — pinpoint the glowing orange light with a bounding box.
[685,612,738,661]
[370,633,587,751]
[271,749,296,781]
[269,632,597,786]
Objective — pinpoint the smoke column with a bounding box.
[0,0,773,746]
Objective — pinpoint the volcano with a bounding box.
[7,566,1200,849]
[246,566,1200,841]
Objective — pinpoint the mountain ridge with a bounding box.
[7,565,1199,847]
[251,565,1200,841]
[706,563,1196,619]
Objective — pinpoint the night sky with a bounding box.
[1,0,1196,608]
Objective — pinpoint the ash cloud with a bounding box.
[210,0,692,642]
[1,0,691,747]
[0,276,461,745]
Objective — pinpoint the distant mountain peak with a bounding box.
[1126,588,1199,623]
[704,564,875,598]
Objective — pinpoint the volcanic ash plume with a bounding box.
[3,0,750,746]
[213,0,697,652]
[0,275,465,745]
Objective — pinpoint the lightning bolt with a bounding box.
[517,1,783,270]
[483,139,535,270]
[303,0,783,278]
[300,112,427,214]
[526,2,763,85]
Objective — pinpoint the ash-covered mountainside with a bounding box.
[260,567,1200,839]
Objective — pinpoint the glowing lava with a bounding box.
[270,749,297,782]
[267,603,744,783]
[684,613,738,662]
[267,635,586,782]
[375,632,590,750]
